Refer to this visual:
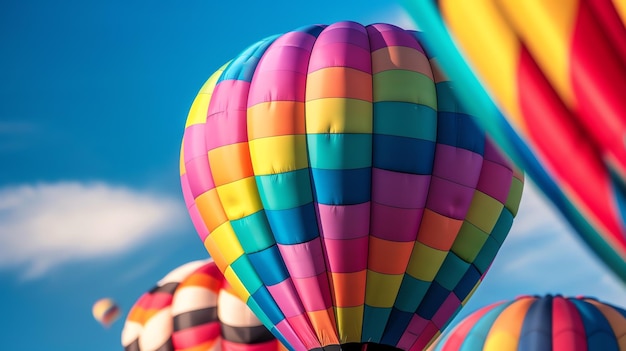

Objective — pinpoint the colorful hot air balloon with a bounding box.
[430,294,626,350]
[93,297,121,328]
[121,259,286,351]
[403,0,626,282]
[180,21,524,351]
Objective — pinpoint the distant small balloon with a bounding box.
[92,297,121,328]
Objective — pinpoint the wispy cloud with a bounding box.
[0,182,188,280]
[474,182,626,307]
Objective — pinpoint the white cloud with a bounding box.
[0,182,187,280]
[470,181,626,309]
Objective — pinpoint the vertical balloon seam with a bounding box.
[310,21,373,348]
[171,262,222,350]
[152,261,211,350]
[573,298,619,350]
[368,24,414,347]
[549,296,584,351]
[121,292,149,349]
[237,26,333,351]
[131,279,179,350]
[370,26,424,347]
[578,298,626,348]
[298,21,375,347]
[220,34,313,351]
[126,289,161,350]
[185,35,303,350]
[362,24,428,347]
[362,22,381,346]
[281,25,339,348]
[356,23,380,342]
[289,24,346,349]
[301,23,339,348]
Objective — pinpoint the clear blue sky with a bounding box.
[1,1,624,350]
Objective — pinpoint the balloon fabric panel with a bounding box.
[430,295,626,350]
[171,262,222,350]
[122,260,207,351]
[180,21,524,351]
[402,0,626,282]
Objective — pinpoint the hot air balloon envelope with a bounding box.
[180,21,525,351]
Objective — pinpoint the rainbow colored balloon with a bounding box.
[403,0,626,282]
[430,295,626,350]
[180,21,524,351]
[121,260,285,351]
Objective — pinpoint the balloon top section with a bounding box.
[180,21,524,351]
[431,294,626,351]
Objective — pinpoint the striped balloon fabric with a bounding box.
[180,21,524,351]
[429,295,626,351]
[403,0,626,282]
[121,259,285,351]
[218,281,286,351]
